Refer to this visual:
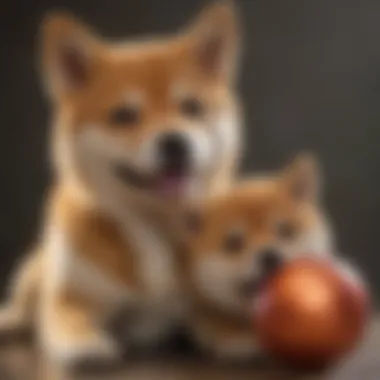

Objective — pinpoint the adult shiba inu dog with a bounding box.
[0,2,242,368]
[181,155,336,360]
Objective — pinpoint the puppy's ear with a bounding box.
[40,12,103,100]
[184,1,241,82]
[282,153,321,202]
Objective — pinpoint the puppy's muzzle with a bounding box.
[157,132,190,173]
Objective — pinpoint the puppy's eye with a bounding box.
[109,105,140,126]
[180,97,205,118]
[223,231,245,254]
[275,221,298,240]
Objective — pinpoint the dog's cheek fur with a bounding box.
[214,109,241,161]
[289,213,335,259]
[192,254,247,312]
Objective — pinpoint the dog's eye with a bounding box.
[223,230,245,254]
[109,105,140,126]
[180,97,205,118]
[275,221,298,240]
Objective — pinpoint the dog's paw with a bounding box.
[49,334,121,371]
[213,336,263,363]
[333,259,365,288]
[0,307,30,339]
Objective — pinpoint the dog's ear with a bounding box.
[185,1,241,82]
[40,12,103,101]
[282,153,321,202]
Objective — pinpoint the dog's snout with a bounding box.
[259,248,284,275]
[158,133,189,168]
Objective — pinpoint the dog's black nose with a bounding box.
[158,133,189,169]
[259,248,284,275]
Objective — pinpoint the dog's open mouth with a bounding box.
[113,162,189,199]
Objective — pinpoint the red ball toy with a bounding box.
[253,257,370,369]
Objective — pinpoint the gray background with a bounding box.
[0,0,379,301]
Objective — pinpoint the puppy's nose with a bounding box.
[158,133,189,169]
[259,248,284,275]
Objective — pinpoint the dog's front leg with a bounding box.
[191,312,262,362]
[39,290,120,370]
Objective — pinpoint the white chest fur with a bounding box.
[120,212,184,346]
[122,211,181,300]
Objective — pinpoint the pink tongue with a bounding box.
[157,174,185,198]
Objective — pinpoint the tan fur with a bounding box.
[0,2,242,372]
[51,186,141,289]
[0,250,42,331]
[182,155,335,360]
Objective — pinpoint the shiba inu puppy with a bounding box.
[0,2,242,369]
[181,155,335,360]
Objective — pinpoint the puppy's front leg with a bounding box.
[39,291,120,370]
[0,252,41,335]
[193,314,262,362]
[214,333,262,362]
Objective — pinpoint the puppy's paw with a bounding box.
[0,307,30,338]
[49,333,121,371]
[333,259,366,288]
[213,336,263,363]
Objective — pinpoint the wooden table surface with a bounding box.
[0,321,378,380]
